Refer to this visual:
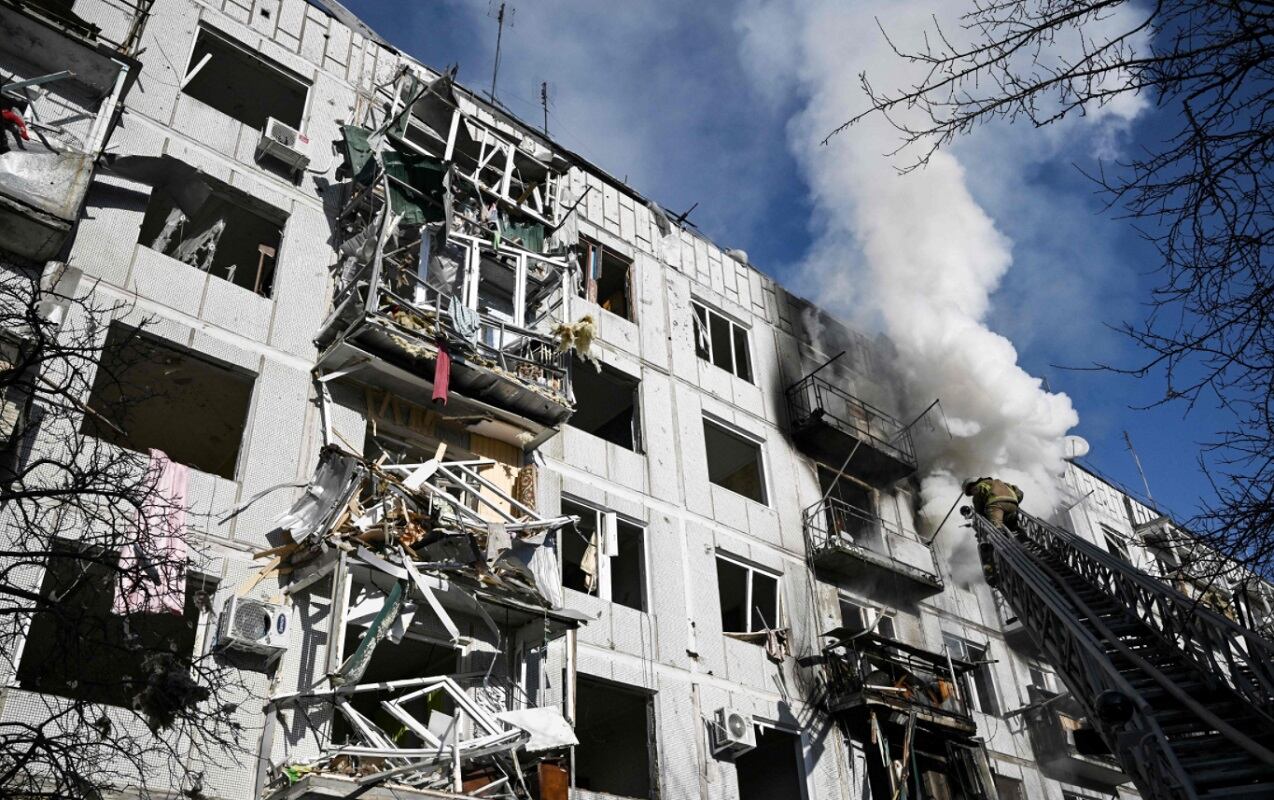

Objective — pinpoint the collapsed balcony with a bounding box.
[253,446,588,799]
[821,631,976,737]
[804,497,943,592]
[318,71,584,450]
[0,0,145,261]
[786,372,917,483]
[1022,685,1126,787]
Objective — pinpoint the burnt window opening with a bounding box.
[703,418,766,504]
[81,324,254,479]
[331,600,460,747]
[716,555,780,635]
[736,727,805,800]
[692,301,752,382]
[839,597,895,639]
[181,26,308,130]
[1101,525,1131,562]
[573,677,654,799]
[560,499,646,611]
[137,172,285,297]
[579,237,633,321]
[993,775,1025,800]
[570,356,641,451]
[943,634,1000,716]
[17,541,209,707]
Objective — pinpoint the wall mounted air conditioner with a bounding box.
[711,707,756,756]
[216,596,291,656]
[255,117,311,172]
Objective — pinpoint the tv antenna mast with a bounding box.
[487,1,515,104]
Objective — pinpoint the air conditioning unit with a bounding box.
[255,117,311,172]
[216,596,291,656]
[711,708,756,756]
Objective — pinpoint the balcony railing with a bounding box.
[822,632,975,735]
[786,373,917,481]
[803,497,942,591]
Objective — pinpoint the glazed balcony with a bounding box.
[804,497,943,593]
[786,373,916,483]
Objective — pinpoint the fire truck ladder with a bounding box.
[973,511,1274,799]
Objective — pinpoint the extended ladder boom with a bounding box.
[974,511,1274,799]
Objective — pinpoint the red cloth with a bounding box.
[1,109,28,140]
[433,340,451,405]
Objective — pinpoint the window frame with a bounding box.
[702,415,768,505]
[691,300,753,383]
[559,497,647,612]
[578,235,635,322]
[838,595,895,639]
[943,632,1001,716]
[716,553,782,635]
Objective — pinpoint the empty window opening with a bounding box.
[573,677,654,799]
[737,726,805,800]
[137,171,285,297]
[332,612,460,748]
[18,542,208,707]
[692,301,752,382]
[182,26,308,129]
[560,499,646,611]
[82,324,254,479]
[579,237,633,320]
[703,418,766,504]
[717,555,780,634]
[570,357,640,451]
[818,465,881,547]
[943,634,1000,716]
[993,774,1025,800]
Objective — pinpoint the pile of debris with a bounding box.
[256,445,583,798]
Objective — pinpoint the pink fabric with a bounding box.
[432,340,451,406]
[113,449,189,615]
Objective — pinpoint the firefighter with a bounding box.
[963,476,1024,531]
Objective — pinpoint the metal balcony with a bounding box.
[821,631,976,736]
[1023,685,1127,787]
[0,0,144,262]
[786,372,916,482]
[804,497,943,592]
[315,248,572,450]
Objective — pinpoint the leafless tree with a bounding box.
[0,264,246,799]
[836,1,1274,575]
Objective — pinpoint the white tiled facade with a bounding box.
[8,1,1246,798]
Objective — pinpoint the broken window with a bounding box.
[993,774,1025,800]
[736,726,805,800]
[81,323,254,479]
[717,555,780,634]
[560,499,646,611]
[332,585,461,748]
[692,301,752,382]
[17,541,209,707]
[136,169,285,297]
[839,597,894,639]
[943,634,1000,716]
[1100,525,1130,562]
[573,676,654,798]
[569,356,641,451]
[182,26,308,130]
[578,237,633,321]
[703,417,766,504]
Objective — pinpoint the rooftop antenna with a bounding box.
[487,1,515,104]
[540,80,549,134]
[1123,430,1155,506]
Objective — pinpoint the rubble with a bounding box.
[256,444,581,797]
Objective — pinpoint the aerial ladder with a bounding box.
[972,510,1274,799]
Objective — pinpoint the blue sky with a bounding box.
[342,0,1222,520]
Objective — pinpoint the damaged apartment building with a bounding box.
[3,1,1274,799]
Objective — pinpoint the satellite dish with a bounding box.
[1063,435,1090,460]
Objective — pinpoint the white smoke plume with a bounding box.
[737,0,1144,531]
